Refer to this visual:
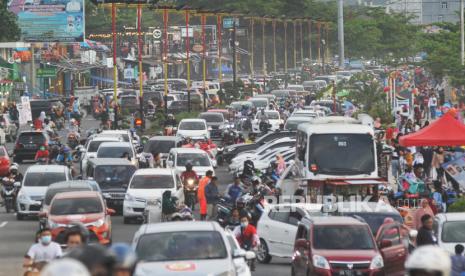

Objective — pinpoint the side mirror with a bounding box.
[87,177,94,180]
[245,251,256,260]
[232,249,247,259]
[14,182,21,188]
[207,126,212,131]
[295,238,310,249]
[379,239,392,249]
[107,208,116,215]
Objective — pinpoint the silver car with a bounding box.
[132,221,253,276]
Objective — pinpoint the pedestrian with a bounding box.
[205,176,220,220]
[413,199,435,230]
[226,176,243,204]
[451,244,465,276]
[275,153,286,176]
[420,146,434,179]
[429,93,438,120]
[197,170,213,220]
[416,214,437,247]
[432,147,446,182]
[432,181,445,213]
[23,228,62,271]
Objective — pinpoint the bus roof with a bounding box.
[297,116,374,135]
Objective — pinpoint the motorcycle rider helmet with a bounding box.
[252,176,261,185]
[185,163,193,171]
[109,243,137,273]
[70,118,76,125]
[39,145,46,151]
[236,197,246,209]
[9,164,19,173]
[405,245,451,276]
[41,258,90,276]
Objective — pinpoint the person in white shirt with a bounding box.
[428,94,438,120]
[24,228,62,270]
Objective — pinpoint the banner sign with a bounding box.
[18,96,32,125]
[8,0,85,42]
[37,68,57,78]
[442,154,465,190]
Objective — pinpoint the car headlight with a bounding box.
[93,218,105,228]
[312,255,330,270]
[369,254,384,270]
[17,192,30,202]
[125,193,135,202]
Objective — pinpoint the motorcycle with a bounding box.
[259,120,271,135]
[2,178,19,213]
[216,146,225,166]
[72,145,85,163]
[183,177,198,211]
[67,132,79,149]
[216,197,235,227]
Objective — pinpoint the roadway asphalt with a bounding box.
[0,117,290,276]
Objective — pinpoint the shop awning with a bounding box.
[399,112,465,147]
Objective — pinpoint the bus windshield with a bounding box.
[309,134,375,175]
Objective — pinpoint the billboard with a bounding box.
[443,154,465,190]
[8,0,84,42]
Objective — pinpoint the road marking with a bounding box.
[0,221,7,228]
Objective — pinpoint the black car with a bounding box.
[13,131,50,163]
[199,112,226,139]
[167,100,189,113]
[223,131,296,163]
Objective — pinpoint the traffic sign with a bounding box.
[153,29,162,39]
[223,18,239,29]
[37,68,56,78]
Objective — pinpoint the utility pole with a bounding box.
[461,0,464,65]
[232,18,237,91]
[338,0,345,68]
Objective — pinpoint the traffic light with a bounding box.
[135,118,143,127]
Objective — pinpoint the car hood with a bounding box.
[177,130,208,138]
[21,186,49,198]
[128,188,175,200]
[49,213,105,225]
[231,152,256,163]
[313,249,378,262]
[225,143,256,153]
[134,259,232,276]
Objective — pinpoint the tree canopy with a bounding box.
[0,0,20,42]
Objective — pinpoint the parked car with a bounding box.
[86,158,137,212]
[47,191,114,246]
[257,203,323,263]
[132,221,254,276]
[291,216,407,276]
[167,148,215,178]
[176,119,209,140]
[13,131,50,163]
[434,212,465,255]
[16,165,72,220]
[123,168,180,223]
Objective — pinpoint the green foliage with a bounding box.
[0,0,20,42]
[448,198,465,213]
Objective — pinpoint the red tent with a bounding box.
[399,113,465,147]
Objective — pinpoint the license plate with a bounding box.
[340,270,355,276]
[24,144,36,149]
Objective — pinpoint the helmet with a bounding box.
[185,163,193,171]
[70,118,76,124]
[405,245,451,276]
[109,243,137,271]
[252,176,261,184]
[9,164,18,173]
[236,197,246,208]
[41,258,90,276]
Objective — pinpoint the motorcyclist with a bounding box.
[180,163,198,182]
[233,215,259,271]
[56,145,73,166]
[108,243,137,276]
[34,146,50,164]
[235,133,245,144]
[164,114,177,128]
[8,163,23,183]
[405,245,451,276]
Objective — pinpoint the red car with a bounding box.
[291,216,407,276]
[44,191,115,246]
[0,146,11,176]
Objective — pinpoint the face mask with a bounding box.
[41,235,52,245]
[241,222,248,228]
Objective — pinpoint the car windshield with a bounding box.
[97,146,133,158]
[121,97,137,105]
[130,175,174,189]
[176,153,210,167]
[200,114,223,123]
[313,225,375,250]
[294,112,316,118]
[442,221,465,242]
[338,213,403,234]
[136,231,227,262]
[24,173,66,187]
[251,100,267,108]
[94,165,136,187]
[19,133,45,144]
[88,141,112,153]
[309,134,375,175]
[50,197,103,215]
[45,187,89,205]
[179,121,206,130]
[286,119,309,130]
[144,140,175,154]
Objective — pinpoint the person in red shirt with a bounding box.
[180,163,198,182]
[233,215,259,271]
[33,117,43,130]
[34,146,49,163]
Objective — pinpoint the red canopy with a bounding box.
[399,113,465,147]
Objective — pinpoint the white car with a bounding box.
[252,110,283,133]
[176,118,210,140]
[256,203,323,263]
[229,146,294,173]
[123,168,181,223]
[132,221,253,276]
[290,110,319,119]
[167,148,215,178]
[16,165,73,220]
[81,136,123,176]
[96,142,138,167]
[284,116,314,131]
[230,137,296,168]
[248,97,269,110]
[434,212,465,255]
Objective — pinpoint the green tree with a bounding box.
[0,0,20,42]
[344,18,382,58]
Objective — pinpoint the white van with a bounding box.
[123,168,181,223]
[434,213,465,255]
